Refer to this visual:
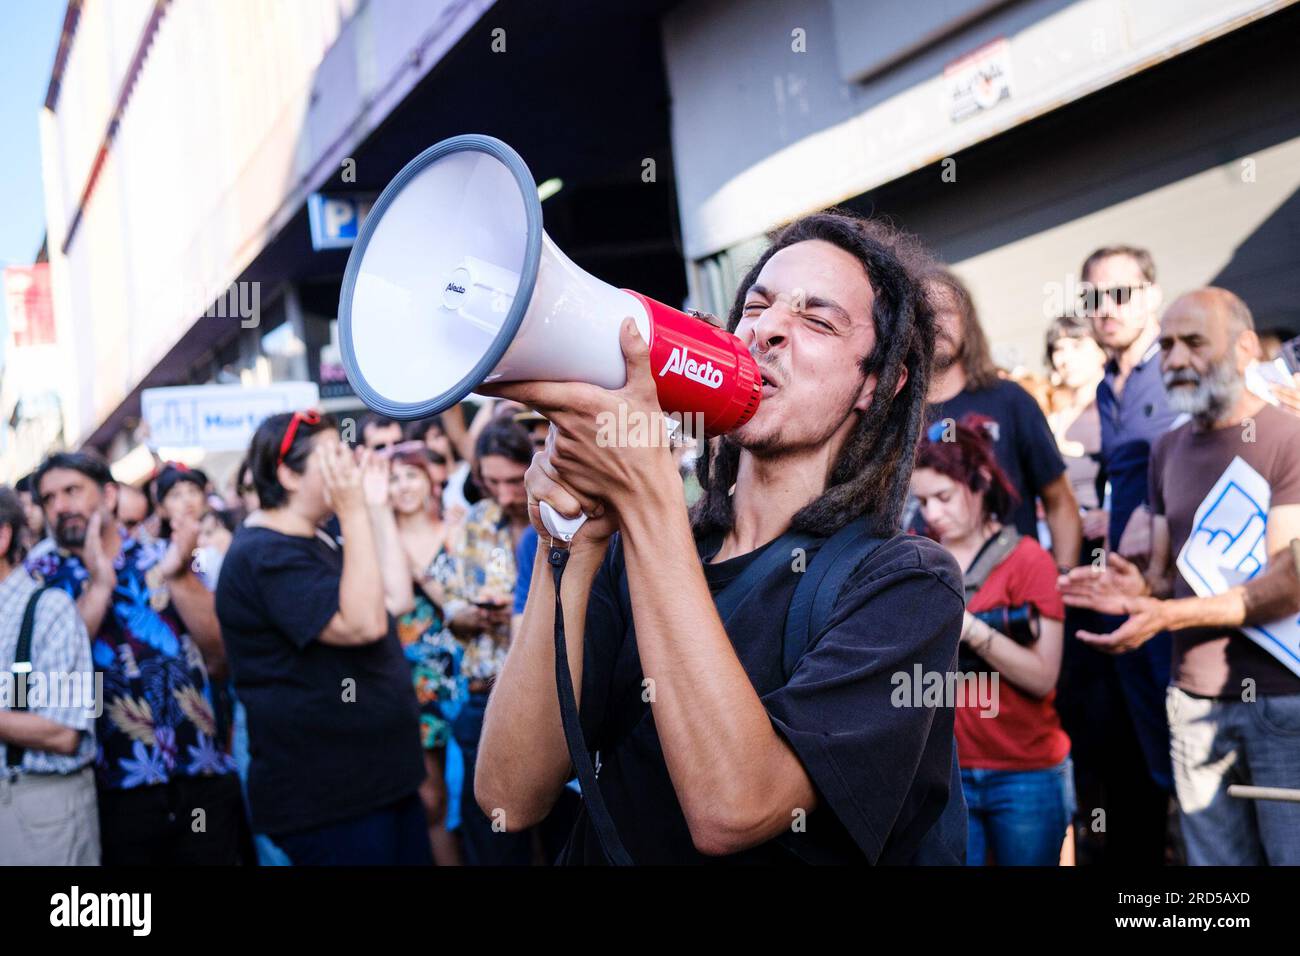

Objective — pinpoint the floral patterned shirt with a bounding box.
[26,535,236,790]
[396,584,458,749]
[430,499,518,686]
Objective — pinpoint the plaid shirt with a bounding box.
[0,565,96,778]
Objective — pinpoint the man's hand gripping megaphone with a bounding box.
[479,317,683,551]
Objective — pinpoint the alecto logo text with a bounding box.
[658,346,723,389]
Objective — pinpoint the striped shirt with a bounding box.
[0,565,96,778]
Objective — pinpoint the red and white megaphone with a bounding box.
[339,134,761,540]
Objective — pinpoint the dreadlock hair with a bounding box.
[690,210,937,539]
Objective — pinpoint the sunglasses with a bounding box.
[1078,283,1150,314]
[277,410,322,467]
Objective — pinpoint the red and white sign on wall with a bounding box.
[945,38,1015,124]
[3,263,56,347]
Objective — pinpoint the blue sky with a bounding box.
[0,1,66,271]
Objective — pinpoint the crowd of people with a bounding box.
[0,402,577,865]
[1,215,1298,866]
[912,246,1300,866]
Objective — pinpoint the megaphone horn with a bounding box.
[339,134,762,539]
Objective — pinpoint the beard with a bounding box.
[1097,323,1137,350]
[1164,359,1243,426]
[53,512,90,550]
[733,360,863,460]
[932,336,960,372]
[500,500,530,524]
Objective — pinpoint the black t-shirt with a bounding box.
[563,529,964,864]
[925,379,1067,537]
[215,525,425,836]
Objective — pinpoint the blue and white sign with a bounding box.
[1176,456,1300,678]
[307,193,375,251]
[141,382,320,452]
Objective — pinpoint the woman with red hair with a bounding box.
[912,414,1073,865]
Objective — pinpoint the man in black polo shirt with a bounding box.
[475,213,965,864]
[920,269,1082,570]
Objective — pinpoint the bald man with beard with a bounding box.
[1061,288,1300,865]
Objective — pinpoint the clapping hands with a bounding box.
[316,440,366,514]
[158,512,201,580]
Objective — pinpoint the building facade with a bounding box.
[665,0,1300,369]
[34,0,1300,477]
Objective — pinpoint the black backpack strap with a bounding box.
[783,519,889,679]
[781,528,969,864]
[711,529,819,623]
[7,586,50,771]
[552,527,817,864]
[548,546,633,865]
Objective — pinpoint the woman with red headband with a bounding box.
[911,414,1073,866]
[214,411,428,865]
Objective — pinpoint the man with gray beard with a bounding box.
[1060,288,1300,864]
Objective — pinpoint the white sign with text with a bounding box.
[141,382,320,451]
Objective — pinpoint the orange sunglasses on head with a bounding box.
[277,410,322,467]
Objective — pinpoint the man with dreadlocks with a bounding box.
[475,211,966,864]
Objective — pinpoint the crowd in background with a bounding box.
[912,246,1300,866]
[2,237,1299,866]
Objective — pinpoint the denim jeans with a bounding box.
[272,792,432,866]
[1167,687,1300,865]
[962,757,1075,866]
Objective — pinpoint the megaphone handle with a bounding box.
[540,500,588,543]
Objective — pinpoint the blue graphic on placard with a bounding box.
[1175,456,1300,677]
[1183,481,1267,595]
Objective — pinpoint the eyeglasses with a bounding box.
[277,410,322,467]
[1078,283,1150,315]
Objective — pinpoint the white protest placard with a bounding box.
[1175,456,1300,678]
[141,382,320,452]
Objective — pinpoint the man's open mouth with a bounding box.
[759,367,781,390]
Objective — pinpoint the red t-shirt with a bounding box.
[955,536,1071,770]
